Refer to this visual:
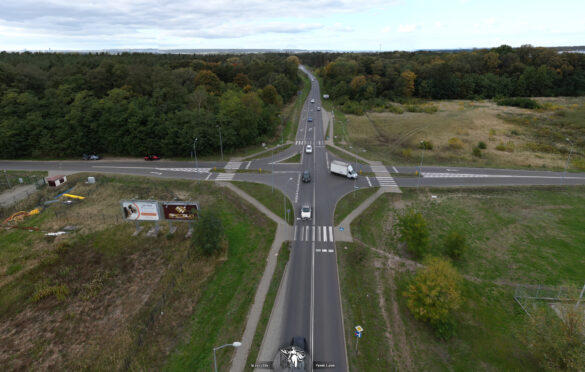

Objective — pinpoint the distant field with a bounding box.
[0,174,275,371]
[336,97,585,170]
[340,186,585,371]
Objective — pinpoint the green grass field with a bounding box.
[233,181,294,225]
[0,174,276,371]
[333,187,378,225]
[340,186,585,370]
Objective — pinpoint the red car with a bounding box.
[144,154,161,161]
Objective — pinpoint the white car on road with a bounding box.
[301,205,312,220]
[305,144,312,154]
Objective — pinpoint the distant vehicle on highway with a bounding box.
[310,99,315,103]
[301,205,312,220]
[330,160,358,179]
[305,145,312,154]
[302,170,311,183]
[317,106,321,111]
[144,154,161,161]
[308,117,313,122]
[82,154,100,160]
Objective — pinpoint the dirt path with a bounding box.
[0,184,38,208]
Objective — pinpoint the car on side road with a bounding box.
[82,154,101,160]
[144,154,161,161]
[305,145,312,154]
[301,205,312,220]
[302,170,311,183]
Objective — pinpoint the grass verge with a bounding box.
[244,144,293,161]
[282,72,311,142]
[245,241,291,368]
[281,152,301,163]
[333,188,378,225]
[343,186,585,370]
[233,181,294,225]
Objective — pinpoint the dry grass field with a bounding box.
[337,97,585,170]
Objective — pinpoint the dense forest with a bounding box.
[299,45,585,113]
[0,52,300,158]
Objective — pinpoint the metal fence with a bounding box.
[514,284,585,317]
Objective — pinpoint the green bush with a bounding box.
[478,141,487,149]
[386,104,404,114]
[32,283,70,302]
[402,149,413,159]
[496,142,506,151]
[192,210,226,256]
[472,147,482,158]
[396,209,430,258]
[443,230,467,259]
[419,140,433,150]
[524,142,558,154]
[496,97,541,109]
[448,137,464,150]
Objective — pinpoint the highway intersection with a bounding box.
[2,67,585,371]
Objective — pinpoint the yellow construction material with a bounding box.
[63,194,85,200]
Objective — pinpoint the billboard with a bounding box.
[121,200,161,221]
[161,202,199,221]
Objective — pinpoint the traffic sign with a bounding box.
[355,325,364,332]
[354,331,362,338]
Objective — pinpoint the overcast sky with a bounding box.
[1,0,584,52]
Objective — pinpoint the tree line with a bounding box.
[0,52,301,158]
[299,45,585,112]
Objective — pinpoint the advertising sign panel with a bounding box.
[121,200,161,221]
[161,202,199,221]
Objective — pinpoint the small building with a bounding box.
[47,175,67,187]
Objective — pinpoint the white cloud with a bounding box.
[398,24,417,33]
[381,26,391,33]
[484,18,496,25]
[434,21,443,28]
[332,22,354,32]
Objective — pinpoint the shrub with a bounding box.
[448,137,464,150]
[472,147,482,158]
[341,100,365,115]
[496,97,541,109]
[443,230,467,259]
[402,148,413,159]
[478,141,487,149]
[386,104,404,114]
[496,142,506,151]
[419,140,433,150]
[192,210,226,256]
[489,129,496,136]
[510,129,520,135]
[403,257,463,338]
[395,209,430,258]
[32,283,70,302]
[524,142,558,154]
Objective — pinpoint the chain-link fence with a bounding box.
[0,171,46,192]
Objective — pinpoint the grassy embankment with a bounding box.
[232,181,294,225]
[0,174,276,371]
[245,241,291,368]
[333,97,585,171]
[333,188,378,226]
[281,71,311,143]
[338,186,585,371]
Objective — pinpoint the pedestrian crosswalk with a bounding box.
[377,176,397,187]
[294,225,334,242]
[295,140,324,146]
[370,165,388,173]
[224,161,242,170]
[160,167,211,173]
[215,173,235,181]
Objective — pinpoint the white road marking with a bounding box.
[366,176,372,187]
[245,161,251,169]
[306,226,309,241]
[150,171,162,175]
[224,161,242,170]
[205,173,212,180]
[323,226,327,242]
[328,249,334,253]
[392,166,399,173]
[294,225,297,241]
[376,175,397,186]
[329,226,333,242]
[317,226,321,241]
[215,173,235,181]
[312,226,315,241]
[295,173,301,203]
[316,249,321,252]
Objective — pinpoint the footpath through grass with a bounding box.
[233,181,294,225]
[245,242,290,368]
[340,186,585,371]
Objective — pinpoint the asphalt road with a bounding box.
[3,66,585,372]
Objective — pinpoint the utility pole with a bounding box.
[563,138,573,185]
[217,125,223,161]
[193,138,199,182]
[417,140,425,190]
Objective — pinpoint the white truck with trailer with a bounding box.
[330,160,358,179]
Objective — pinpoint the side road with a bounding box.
[220,182,293,372]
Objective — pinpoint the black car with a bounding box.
[302,170,311,183]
